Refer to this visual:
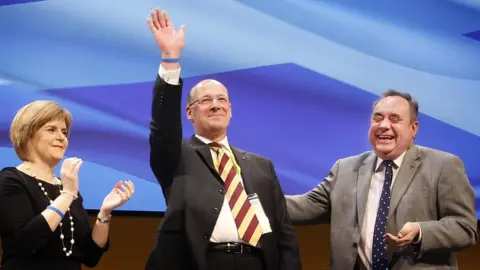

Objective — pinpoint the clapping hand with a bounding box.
[60,157,83,195]
[100,181,135,213]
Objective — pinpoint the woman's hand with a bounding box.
[60,157,82,195]
[100,181,135,213]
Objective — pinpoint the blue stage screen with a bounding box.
[0,0,479,216]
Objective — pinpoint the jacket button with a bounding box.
[204,235,208,239]
[213,208,219,213]
[219,189,224,194]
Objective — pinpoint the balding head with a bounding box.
[185,78,232,141]
[187,79,226,105]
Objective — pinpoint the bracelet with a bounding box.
[60,190,78,200]
[47,205,65,219]
[97,214,112,224]
[161,58,179,63]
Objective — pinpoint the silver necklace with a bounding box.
[25,168,75,257]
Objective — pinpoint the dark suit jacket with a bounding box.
[145,77,301,270]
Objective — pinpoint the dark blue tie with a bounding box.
[372,160,393,270]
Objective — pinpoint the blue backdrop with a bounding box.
[0,0,479,216]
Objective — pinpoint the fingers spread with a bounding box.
[151,9,160,29]
[163,10,173,28]
[147,18,157,33]
[156,8,166,28]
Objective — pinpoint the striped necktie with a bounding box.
[210,142,263,246]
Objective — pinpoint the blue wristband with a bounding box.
[162,58,179,63]
[47,205,65,219]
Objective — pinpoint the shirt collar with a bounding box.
[375,150,407,172]
[195,134,231,152]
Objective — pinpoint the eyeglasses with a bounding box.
[188,96,230,107]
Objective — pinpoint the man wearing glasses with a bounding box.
[145,8,301,270]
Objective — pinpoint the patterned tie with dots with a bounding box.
[372,160,394,270]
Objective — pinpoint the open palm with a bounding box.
[147,8,185,57]
[101,181,135,211]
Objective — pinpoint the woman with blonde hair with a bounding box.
[0,100,135,270]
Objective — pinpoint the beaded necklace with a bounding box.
[25,168,76,257]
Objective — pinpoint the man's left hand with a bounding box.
[384,222,420,252]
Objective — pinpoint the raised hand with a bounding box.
[100,181,135,212]
[147,8,185,58]
[60,157,82,195]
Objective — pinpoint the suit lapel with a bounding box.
[189,136,254,190]
[357,153,376,231]
[231,147,255,195]
[189,136,218,176]
[388,146,421,219]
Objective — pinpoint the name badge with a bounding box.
[248,193,272,234]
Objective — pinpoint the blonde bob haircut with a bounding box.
[10,100,72,161]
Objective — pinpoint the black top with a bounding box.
[0,167,108,270]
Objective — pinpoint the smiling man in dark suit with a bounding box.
[144,8,301,270]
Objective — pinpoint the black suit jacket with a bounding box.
[145,77,301,270]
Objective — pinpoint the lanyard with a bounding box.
[212,146,242,176]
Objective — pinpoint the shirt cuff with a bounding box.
[412,223,422,244]
[158,64,181,85]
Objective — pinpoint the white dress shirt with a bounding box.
[194,135,246,243]
[357,151,422,269]
[158,64,181,85]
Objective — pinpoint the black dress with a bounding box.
[0,167,109,270]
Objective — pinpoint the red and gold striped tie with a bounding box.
[210,142,263,246]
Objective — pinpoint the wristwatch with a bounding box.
[97,214,112,224]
